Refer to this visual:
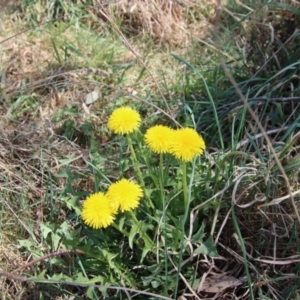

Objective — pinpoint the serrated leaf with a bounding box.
[18,239,35,251]
[101,249,118,265]
[74,272,89,283]
[61,196,81,216]
[40,223,53,239]
[87,276,103,284]
[50,273,72,282]
[37,269,47,279]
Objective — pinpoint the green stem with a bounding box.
[127,135,154,209]
[159,153,169,295]
[112,214,153,251]
[182,161,188,208]
[174,160,196,299]
[159,153,165,211]
[231,203,255,299]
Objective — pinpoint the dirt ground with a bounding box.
[0,0,21,13]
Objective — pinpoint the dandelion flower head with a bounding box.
[145,125,175,154]
[170,127,206,162]
[82,192,116,229]
[108,106,141,134]
[107,179,143,212]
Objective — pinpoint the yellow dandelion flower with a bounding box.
[82,192,116,229]
[145,125,175,154]
[107,179,143,212]
[170,127,206,162]
[108,106,141,134]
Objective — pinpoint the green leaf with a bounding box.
[101,249,119,267]
[194,236,218,257]
[37,269,47,279]
[18,239,35,251]
[61,196,81,216]
[151,280,161,288]
[141,246,151,263]
[74,272,89,283]
[50,273,72,282]
[191,221,206,243]
[129,222,139,249]
[117,216,126,231]
[51,233,61,251]
[86,286,95,299]
[40,223,53,239]
[60,221,72,237]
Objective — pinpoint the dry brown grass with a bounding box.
[0,0,218,149]
[91,0,217,47]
